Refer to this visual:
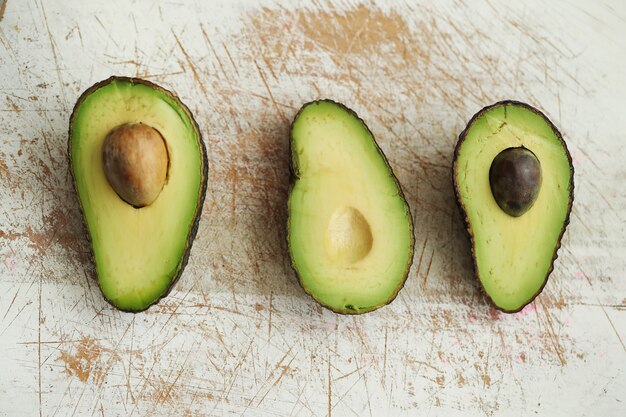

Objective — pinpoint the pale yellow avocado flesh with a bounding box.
[454,103,572,311]
[70,79,204,311]
[289,101,413,313]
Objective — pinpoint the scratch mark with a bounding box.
[357,358,373,417]
[173,31,210,101]
[268,291,273,341]
[331,366,371,415]
[135,71,185,79]
[201,24,229,81]
[256,352,296,407]
[261,55,277,80]
[254,60,287,123]
[5,97,21,112]
[415,236,428,279]
[39,0,67,112]
[221,340,254,406]
[244,345,294,411]
[334,367,359,382]
[405,358,443,374]
[159,357,188,405]
[537,298,566,366]
[222,42,240,76]
[126,316,136,404]
[581,272,626,353]
[19,338,102,345]
[328,354,332,417]
[599,305,626,352]
[94,16,119,48]
[38,276,43,417]
[272,355,295,388]
[2,288,19,320]
[422,251,434,287]
[350,317,365,344]
[383,326,388,384]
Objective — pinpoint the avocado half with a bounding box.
[288,100,414,314]
[69,76,208,312]
[453,101,574,312]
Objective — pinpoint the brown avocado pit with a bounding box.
[102,123,169,208]
[489,147,542,217]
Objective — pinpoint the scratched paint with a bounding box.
[0,0,625,416]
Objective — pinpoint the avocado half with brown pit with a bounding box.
[453,101,574,312]
[288,100,414,314]
[69,76,208,312]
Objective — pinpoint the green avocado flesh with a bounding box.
[289,100,414,314]
[70,77,206,311]
[454,102,573,312]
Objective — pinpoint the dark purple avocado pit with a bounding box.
[489,147,542,217]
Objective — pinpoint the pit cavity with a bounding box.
[325,206,373,264]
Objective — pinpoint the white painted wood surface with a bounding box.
[1,1,625,416]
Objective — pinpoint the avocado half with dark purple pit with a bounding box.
[453,101,573,312]
[69,77,208,312]
[288,100,414,314]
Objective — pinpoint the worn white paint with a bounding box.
[0,0,624,416]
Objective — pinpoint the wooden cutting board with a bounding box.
[0,0,624,415]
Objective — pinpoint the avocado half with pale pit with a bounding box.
[69,76,208,312]
[288,100,414,314]
[453,101,574,312]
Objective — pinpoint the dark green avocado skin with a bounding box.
[287,99,415,315]
[452,100,574,313]
[68,76,208,313]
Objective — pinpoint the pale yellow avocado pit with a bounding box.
[325,206,373,265]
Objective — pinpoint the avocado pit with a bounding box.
[325,206,373,265]
[102,123,168,208]
[489,147,542,217]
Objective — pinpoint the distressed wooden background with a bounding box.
[1,0,625,416]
